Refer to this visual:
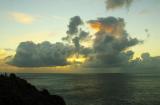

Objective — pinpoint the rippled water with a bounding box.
[18,73,160,105]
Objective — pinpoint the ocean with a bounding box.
[17,73,160,105]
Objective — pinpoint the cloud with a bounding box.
[87,16,142,67]
[10,12,35,24]
[66,16,83,35]
[106,0,133,10]
[127,53,160,72]
[7,16,91,67]
[9,41,74,67]
[6,15,158,72]
[63,16,89,54]
[0,49,15,60]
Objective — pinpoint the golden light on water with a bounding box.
[67,54,87,64]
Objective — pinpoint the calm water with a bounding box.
[17,73,160,105]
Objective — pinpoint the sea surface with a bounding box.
[17,73,160,105]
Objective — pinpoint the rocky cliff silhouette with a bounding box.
[0,73,66,105]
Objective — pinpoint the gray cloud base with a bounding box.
[9,41,73,67]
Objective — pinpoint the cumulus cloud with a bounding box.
[9,16,91,67]
[106,0,133,10]
[9,41,74,67]
[66,16,83,35]
[10,12,35,24]
[63,16,89,54]
[9,16,142,68]
[8,15,158,72]
[87,16,142,67]
[128,53,160,72]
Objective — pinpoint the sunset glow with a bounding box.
[67,54,87,64]
[0,0,160,73]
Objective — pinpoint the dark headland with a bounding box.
[0,73,66,105]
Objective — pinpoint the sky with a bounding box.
[0,0,160,73]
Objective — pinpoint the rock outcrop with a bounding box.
[0,73,66,105]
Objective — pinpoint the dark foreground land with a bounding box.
[0,73,66,105]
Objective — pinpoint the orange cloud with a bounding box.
[89,22,102,31]
[89,22,115,34]
[88,19,125,38]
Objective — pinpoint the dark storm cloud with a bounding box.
[9,41,74,67]
[87,16,142,67]
[106,0,133,10]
